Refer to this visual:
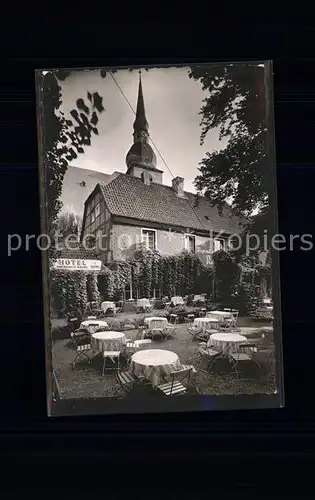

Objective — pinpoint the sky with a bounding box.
[59,66,228,194]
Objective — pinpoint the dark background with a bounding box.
[1,13,315,493]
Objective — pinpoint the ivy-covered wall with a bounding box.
[212,249,272,315]
[97,249,214,301]
[50,270,100,319]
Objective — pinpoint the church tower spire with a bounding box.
[126,71,163,184]
[133,71,149,143]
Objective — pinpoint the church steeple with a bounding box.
[133,71,149,143]
[126,70,163,183]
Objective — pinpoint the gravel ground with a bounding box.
[52,319,277,400]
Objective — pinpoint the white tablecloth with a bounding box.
[91,331,126,353]
[130,349,181,386]
[206,310,234,322]
[209,333,247,356]
[101,301,115,313]
[171,296,184,306]
[144,317,168,330]
[137,298,151,308]
[80,320,108,334]
[193,317,219,332]
[193,295,205,303]
[263,298,272,305]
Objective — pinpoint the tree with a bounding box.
[189,64,269,218]
[57,211,82,239]
[40,71,105,238]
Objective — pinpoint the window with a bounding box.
[152,287,161,299]
[95,203,100,218]
[214,238,225,251]
[90,204,100,223]
[185,234,196,252]
[142,229,156,250]
[125,282,133,300]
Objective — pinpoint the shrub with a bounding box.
[237,283,260,316]
[154,300,166,309]
[106,318,130,331]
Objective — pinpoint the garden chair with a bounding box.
[124,342,139,365]
[135,339,152,347]
[67,316,81,332]
[223,309,239,328]
[199,308,207,318]
[185,314,195,323]
[70,329,90,349]
[197,344,222,372]
[112,368,138,397]
[163,324,177,340]
[186,323,208,342]
[102,351,120,376]
[136,326,147,340]
[72,343,92,369]
[151,329,164,341]
[169,314,179,325]
[157,366,194,396]
[229,343,261,379]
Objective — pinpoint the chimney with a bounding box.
[172,176,185,197]
[141,171,152,186]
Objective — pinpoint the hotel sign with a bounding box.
[51,259,102,271]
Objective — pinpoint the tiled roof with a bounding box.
[100,173,247,234]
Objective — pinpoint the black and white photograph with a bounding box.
[36,62,283,415]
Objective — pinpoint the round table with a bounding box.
[137,298,151,308]
[193,317,219,332]
[171,296,184,306]
[91,331,126,353]
[206,310,234,322]
[209,332,247,356]
[80,320,108,334]
[130,349,181,387]
[144,317,168,327]
[101,301,116,313]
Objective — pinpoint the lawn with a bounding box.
[52,312,277,400]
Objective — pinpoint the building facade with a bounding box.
[81,72,247,273]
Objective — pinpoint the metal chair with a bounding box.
[197,344,222,372]
[72,343,92,369]
[169,314,179,325]
[157,366,194,396]
[70,329,90,349]
[163,324,177,340]
[112,369,138,397]
[186,323,208,342]
[102,351,120,376]
[151,329,164,341]
[229,343,261,378]
[199,308,207,318]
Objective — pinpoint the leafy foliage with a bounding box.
[212,250,240,305]
[212,249,263,314]
[189,64,268,217]
[57,211,82,239]
[86,273,101,304]
[50,270,88,319]
[40,71,105,239]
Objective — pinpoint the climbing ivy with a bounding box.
[86,272,101,303]
[50,269,87,319]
